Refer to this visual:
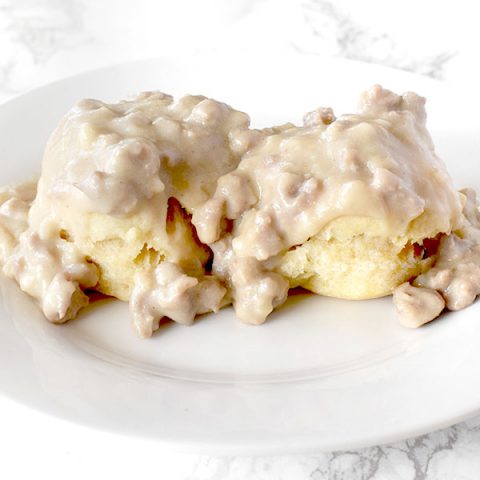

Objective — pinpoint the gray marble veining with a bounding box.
[187,418,480,479]
[298,0,457,79]
[0,0,91,97]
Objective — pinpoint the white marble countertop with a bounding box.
[1,0,480,478]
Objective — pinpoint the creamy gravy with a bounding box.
[0,86,477,335]
[193,86,462,324]
[394,188,480,326]
[44,93,260,216]
[130,262,226,338]
[0,181,37,263]
[1,92,259,330]
[1,181,99,323]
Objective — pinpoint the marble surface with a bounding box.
[1,0,480,478]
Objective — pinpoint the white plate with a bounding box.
[1,53,480,455]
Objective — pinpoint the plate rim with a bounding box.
[1,52,480,454]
